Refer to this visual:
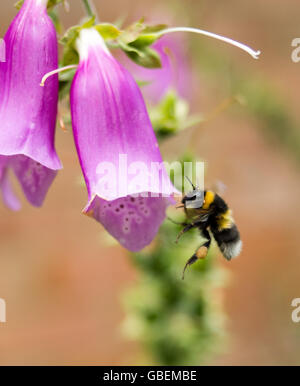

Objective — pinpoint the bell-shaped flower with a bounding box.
[70,28,177,252]
[0,0,62,209]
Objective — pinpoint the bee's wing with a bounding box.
[198,213,210,222]
[193,208,212,222]
[212,180,227,195]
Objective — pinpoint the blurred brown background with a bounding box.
[0,0,300,365]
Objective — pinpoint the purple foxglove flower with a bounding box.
[0,0,62,208]
[70,28,177,252]
[0,39,5,63]
[120,35,191,103]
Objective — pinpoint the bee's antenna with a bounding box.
[185,175,196,190]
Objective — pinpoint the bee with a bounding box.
[172,177,242,279]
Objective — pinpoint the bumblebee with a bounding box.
[173,178,242,279]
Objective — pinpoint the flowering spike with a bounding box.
[71,28,177,251]
[0,0,62,208]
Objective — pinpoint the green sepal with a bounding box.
[48,9,63,35]
[46,0,64,9]
[14,0,24,9]
[130,24,168,48]
[59,16,96,46]
[94,23,121,40]
[118,21,166,47]
[59,17,95,66]
[117,21,167,68]
[118,19,145,44]
[124,46,162,68]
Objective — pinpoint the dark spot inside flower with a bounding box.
[120,204,124,209]
[116,208,119,212]
[130,197,135,202]
[125,218,129,221]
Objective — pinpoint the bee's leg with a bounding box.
[175,222,197,243]
[199,228,212,251]
[182,229,211,280]
[167,216,188,226]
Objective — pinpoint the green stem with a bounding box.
[81,0,95,19]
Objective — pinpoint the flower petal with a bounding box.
[0,172,21,211]
[11,155,57,207]
[84,195,172,252]
[0,158,21,211]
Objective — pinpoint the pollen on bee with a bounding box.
[196,246,208,259]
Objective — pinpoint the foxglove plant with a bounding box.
[70,28,177,252]
[50,13,259,251]
[1,0,263,367]
[0,0,61,209]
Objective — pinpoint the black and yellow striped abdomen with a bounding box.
[211,222,242,260]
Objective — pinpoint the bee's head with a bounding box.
[181,177,204,209]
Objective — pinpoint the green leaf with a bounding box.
[142,24,168,34]
[131,24,167,48]
[118,22,167,47]
[125,46,162,68]
[58,68,76,82]
[94,23,121,40]
[117,21,167,68]
[59,24,79,46]
[118,40,143,56]
[59,17,95,46]
[62,46,79,66]
[59,17,95,66]
[118,19,145,44]
[46,0,64,9]
[59,68,76,100]
[14,0,23,9]
[81,16,96,29]
[48,9,63,34]
[130,34,160,49]
[60,24,80,66]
